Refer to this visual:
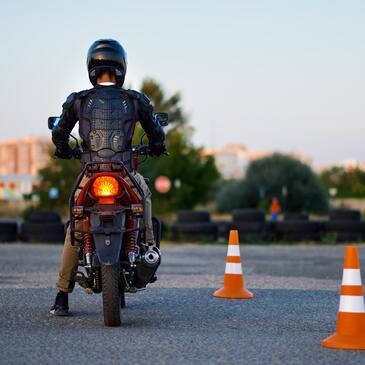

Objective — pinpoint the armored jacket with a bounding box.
[52,85,165,164]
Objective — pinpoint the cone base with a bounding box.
[322,333,365,350]
[213,287,253,299]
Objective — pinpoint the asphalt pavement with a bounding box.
[0,243,365,365]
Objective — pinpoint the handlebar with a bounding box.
[71,148,82,159]
[132,144,169,156]
[132,144,150,155]
[53,148,81,160]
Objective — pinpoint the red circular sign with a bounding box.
[155,176,171,193]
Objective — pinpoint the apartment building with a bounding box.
[0,136,51,199]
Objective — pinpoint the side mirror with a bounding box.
[48,116,60,130]
[154,112,169,127]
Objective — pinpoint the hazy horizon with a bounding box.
[1,0,364,165]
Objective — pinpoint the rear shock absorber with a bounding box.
[83,216,94,269]
[125,213,138,266]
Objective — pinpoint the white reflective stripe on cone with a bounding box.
[227,245,240,257]
[342,269,363,286]
[225,262,242,275]
[339,295,365,313]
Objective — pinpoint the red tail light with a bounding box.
[92,176,120,204]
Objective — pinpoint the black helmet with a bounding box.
[87,39,127,86]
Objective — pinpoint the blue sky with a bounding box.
[1,0,365,164]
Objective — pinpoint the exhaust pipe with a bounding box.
[134,248,161,288]
[143,248,160,265]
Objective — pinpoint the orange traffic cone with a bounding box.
[213,230,253,299]
[322,246,365,350]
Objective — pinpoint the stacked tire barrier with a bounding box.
[0,221,18,242]
[275,213,321,242]
[2,208,365,243]
[215,220,231,240]
[171,211,218,241]
[323,209,365,242]
[170,208,365,243]
[20,211,65,243]
[229,209,272,241]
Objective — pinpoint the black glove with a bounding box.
[148,142,167,157]
[71,148,82,159]
[54,148,72,159]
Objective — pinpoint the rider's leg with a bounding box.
[54,175,88,293]
[50,226,80,315]
[51,175,88,315]
[55,226,80,293]
[132,172,155,245]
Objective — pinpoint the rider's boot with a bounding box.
[49,291,69,316]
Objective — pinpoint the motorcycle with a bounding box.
[48,112,169,326]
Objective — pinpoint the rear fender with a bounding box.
[90,212,126,265]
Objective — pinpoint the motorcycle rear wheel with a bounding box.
[121,291,126,308]
[101,263,121,326]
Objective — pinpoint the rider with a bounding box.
[49,39,166,316]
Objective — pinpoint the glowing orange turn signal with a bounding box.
[92,176,119,198]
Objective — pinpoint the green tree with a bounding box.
[139,126,220,213]
[141,78,185,125]
[137,79,220,214]
[320,166,365,198]
[25,153,82,217]
[216,179,250,213]
[132,78,186,145]
[217,153,328,213]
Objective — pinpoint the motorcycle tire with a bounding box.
[121,292,126,309]
[176,210,211,223]
[0,222,18,242]
[229,222,272,241]
[329,209,361,222]
[171,222,218,241]
[20,222,65,243]
[101,263,121,327]
[274,221,321,241]
[152,217,162,248]
[232,209,265,222]
[284,213,309,221]
[28,211,61,223]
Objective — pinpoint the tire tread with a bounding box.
[101,264,121,327]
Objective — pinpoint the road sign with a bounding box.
[155,176,171,193]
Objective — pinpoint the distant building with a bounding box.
[0,136,51,199]
[0,175,38,200]
[204,144,313,179]
[315,159,365,173]
[337,159,365,172]
[204,144,270,179]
